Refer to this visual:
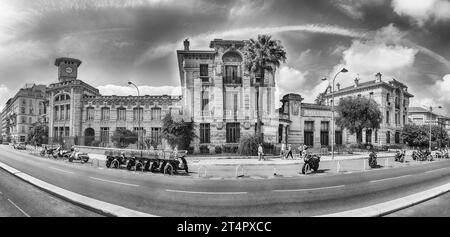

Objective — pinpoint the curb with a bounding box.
[0,161,157,217]
[317,182,450,217]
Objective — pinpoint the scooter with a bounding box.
[68,149,89,163]
[368,151,377,168]
[394,150,405,162]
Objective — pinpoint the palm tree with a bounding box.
[243,34,287,142]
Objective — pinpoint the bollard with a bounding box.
[197,165,207,178]
[363,159,366,171]
[337,161,341,173]
[235,165,244,177]
[273,167,277,176]
[385,158,388,168]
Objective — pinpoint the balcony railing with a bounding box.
[223,77,242,85]
[200,76,213,85]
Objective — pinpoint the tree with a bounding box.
[27,123,48,146]
[162,113,196,150]
[402,124,449,148]
[111,129,138,148]
[243,34,287,142]
[315,92,326,105]
[335,96,382,144]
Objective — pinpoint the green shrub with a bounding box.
[200,145,209,154]
[388,144,404,150]
[238,135,259,156]
[90,140,101,147]
[214,146,222,154]
[187,147,194,154]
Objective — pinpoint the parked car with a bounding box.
[2,142,9,145]
[13,142,27,150]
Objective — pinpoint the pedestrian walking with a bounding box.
[258,143,264,161]
[280,143,286,159]
[286,144,293,159]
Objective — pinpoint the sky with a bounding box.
[0,0,449,115]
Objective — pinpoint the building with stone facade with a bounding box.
[1,84,47,143]
[1,39,419,153]
[47,57,182,148]
[277,94,345,149]
[177,39,279,153]
[323,72,414,146]
[408,107,450,135]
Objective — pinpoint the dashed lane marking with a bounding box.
[7,199,30,217]
[272,185,345,192]
[165,189,247,195]
[369,174,412,183]
[89,177,140,187]
[48,167,75,174]
[424,167,449,174]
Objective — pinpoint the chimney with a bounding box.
[375,72,382,82]
[183,38,190,51]
[336,83,341,91]
[354,76,360,87]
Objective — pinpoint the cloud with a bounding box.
[275,65,328,103]
[97,84,181,96]
[328,24,418,89]
[135,23,367,66]
[391,0,450,25]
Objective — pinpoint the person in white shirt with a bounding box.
[280,143,286,159]
[258,143,264,161]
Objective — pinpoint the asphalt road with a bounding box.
[0,167,101,217]
[386,191,450,217]
[1,145,449,217]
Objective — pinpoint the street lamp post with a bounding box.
[322,68,348,160]
[128,81,142,150]
[427,106,442,153]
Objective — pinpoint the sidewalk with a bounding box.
[84,150,397,166]
[188,152,398,166]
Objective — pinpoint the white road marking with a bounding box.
[7,199,30,217]
[89,177,140,187]
[272,185,345,192]
[48,167,74,174]
[424,167,449,174]
[166,189,247,195]
[369,174,412,183]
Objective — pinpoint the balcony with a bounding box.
[279,113,290,122]
[200,76,213,85]
[223,77,242,86]
[200,111,212,117]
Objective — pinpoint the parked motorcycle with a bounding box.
[412,150,433,161]
[40,146,58,158]
[368,151,377,168]
[394,150,405,162]
[435,150,449,159]
[68,149,89,163]
[301,154,320,174]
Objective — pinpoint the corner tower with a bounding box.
[55,57,82,82]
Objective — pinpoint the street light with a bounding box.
[128,81,142,150]
[322,68,348,160]
[426,105,442,153]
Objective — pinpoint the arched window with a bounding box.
[222,51,243,84]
